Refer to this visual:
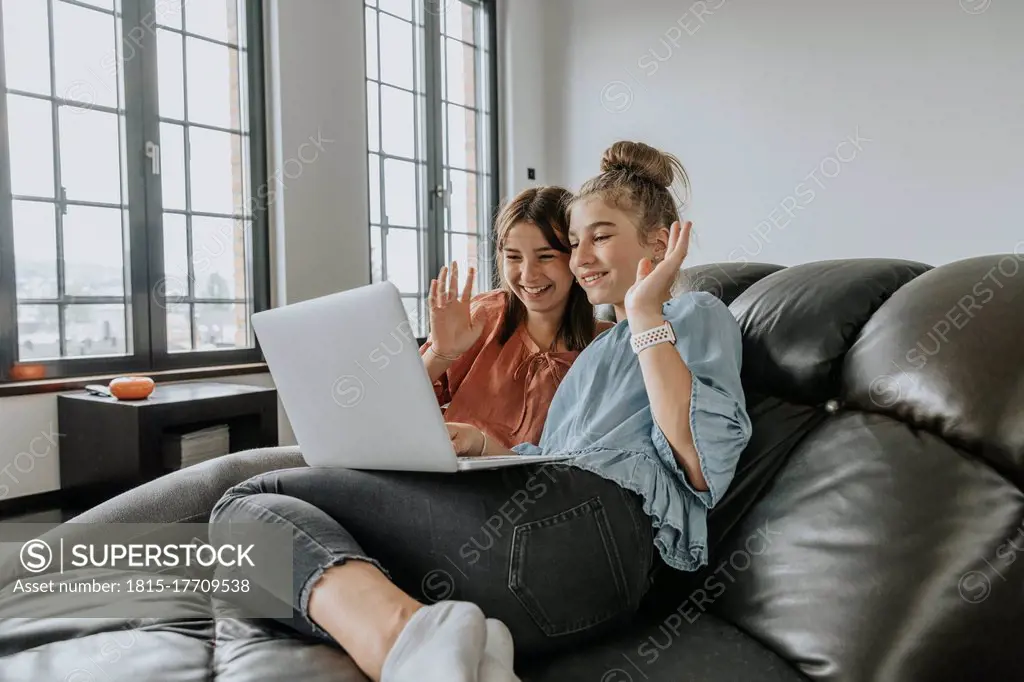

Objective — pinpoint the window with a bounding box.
[365,0,498,336]
[0,0,268,383]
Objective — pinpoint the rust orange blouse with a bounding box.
[419,290,610,449]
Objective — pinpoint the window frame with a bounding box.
[366,0,501,335]
[0,0,270,385]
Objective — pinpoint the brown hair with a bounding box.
[494,186,595,352]
[572,140,691,248]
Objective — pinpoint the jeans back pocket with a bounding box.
[508,496,630,637]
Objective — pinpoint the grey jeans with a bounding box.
[208,462,655,658]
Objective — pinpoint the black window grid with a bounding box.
[0,0,270,383]
[159,1,254,353]
[365,0,499,337]
[1,0,132,361]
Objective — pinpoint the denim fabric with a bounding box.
[512,293,753,571]
[209,462,654,656]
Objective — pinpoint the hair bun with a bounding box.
[600,140,676,188]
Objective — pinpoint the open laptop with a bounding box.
[251,281,573,472]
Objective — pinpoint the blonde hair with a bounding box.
[572,140,691,246]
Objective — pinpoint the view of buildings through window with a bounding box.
[1,0,257,367]
[365,0,496,337]
[156,0,253,356]
[1,0,489,376]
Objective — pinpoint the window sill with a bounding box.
[0,363,270,398]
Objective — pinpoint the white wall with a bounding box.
[0,393,62,503]
[540,0,1024,268]
[498,0,551,197]
[0,0,370,503]
[266,0,370,306]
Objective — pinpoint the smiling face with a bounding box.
[568,197,667,311]
[501,221,576,317]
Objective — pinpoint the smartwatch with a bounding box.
[630,320,676,354]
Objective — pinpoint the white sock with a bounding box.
[478,618,520,682]
[380,600,487,682]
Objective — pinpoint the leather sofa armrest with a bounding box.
[68,446,308,525]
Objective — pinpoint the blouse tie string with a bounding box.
[510,352,573,434]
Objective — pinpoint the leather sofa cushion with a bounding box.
[0,566,805,682]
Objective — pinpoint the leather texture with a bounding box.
[2,254,1022,682]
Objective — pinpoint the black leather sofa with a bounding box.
[2,254,1022,682]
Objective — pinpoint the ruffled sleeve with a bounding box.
[650,294,752,509]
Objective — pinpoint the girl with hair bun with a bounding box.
[444,140,752,674]
[452,138,752,575]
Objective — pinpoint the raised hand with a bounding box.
[624,220,692,319]
[427,261,482,359]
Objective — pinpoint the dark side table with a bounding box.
[57,382,279,509]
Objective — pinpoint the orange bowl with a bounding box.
[10,363,47,381]
[109,376,155,400]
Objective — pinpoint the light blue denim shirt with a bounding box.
[512,292,753,572]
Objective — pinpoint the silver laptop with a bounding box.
[251,281,573,472]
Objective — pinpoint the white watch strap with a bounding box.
[630,321,675,354]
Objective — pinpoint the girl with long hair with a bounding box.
[420,185,609,451]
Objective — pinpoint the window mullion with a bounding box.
[423,3,445,296]
[378,9,388,284]
[44,0,69,357]
[180,1,194,350]
[376,15,388,283]
[0,5,16,380]
[126,0,160,366]
[246,0,271,334]
[484,0,500,289]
